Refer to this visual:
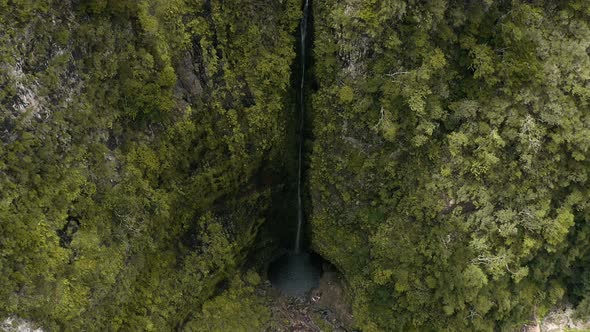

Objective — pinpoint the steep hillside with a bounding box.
[0,0,299,330]
[309,1,590,330]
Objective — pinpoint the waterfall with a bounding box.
[268,0,321,298]
[294,0,310,254]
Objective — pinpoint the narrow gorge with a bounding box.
[2,1,590,332]
[267,0,325,300]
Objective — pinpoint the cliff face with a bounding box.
[309,1,590,331]
[0,1,299,330]
[4,1,590,331]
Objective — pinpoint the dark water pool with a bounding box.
[268,252,322,297]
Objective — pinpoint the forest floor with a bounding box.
[263,268,355,332]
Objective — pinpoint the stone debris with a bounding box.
[1,317,43,332]
[266,267,355,332]
[540,305,590,332]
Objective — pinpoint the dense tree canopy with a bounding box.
[309,0,590,330]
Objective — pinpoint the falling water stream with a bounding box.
[268,0,321,298]
[294,0,309,254]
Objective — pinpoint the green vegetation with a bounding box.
[186,271,270,332]
[2,0,590,331]
[309,0,590,331]
[0,0,299,330]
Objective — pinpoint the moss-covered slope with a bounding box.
[0,0,299,330]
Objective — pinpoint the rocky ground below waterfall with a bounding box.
[263,269,356,332]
